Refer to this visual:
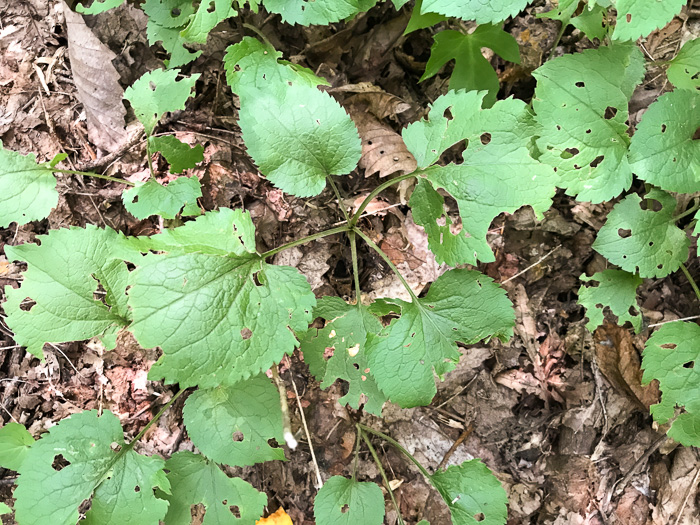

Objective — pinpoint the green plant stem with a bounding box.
[360,427,406,525]
[242,22,274,49]
[127,388,186,448]
[53,168,136,187]
[679,263,700,304]
[327,176,350,222]
[358,423,433,481]
[351,427,362,482]
[349,230,362,308]
[673,202,700,223]
[348,172,419,228]
[260,224,350,259]
[353,228,419,303]
[146,139,156,180]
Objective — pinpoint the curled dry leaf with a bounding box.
[349,109,417,178]
[333,82,411,119]
[594,322,660,411]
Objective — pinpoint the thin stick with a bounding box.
[612,434,667,497]
[127,388,186,447]
[435,422,474,472]
[360,429,406,525]
[673,465,700,525]
[354,228,419,303]
[649,314,700,328]
[53,168,136,186]
[680,263,700,304]
[270,366,298,449]
[502,245,561,284]
[289,370,323,489]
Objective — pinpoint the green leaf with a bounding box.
[149,135,204,173]
[430,460,508,525]
[263,0,378,26]
[181,0,237,43]
[403,91,537,169]
[411,147,557,265]
[578,270,643,333]
[366,270,513,407]
[3,226,139,358]
[75,0,125,14]
[314,476,385,525]
[629,90,700,193]
[0,502,10,515]
[146,21,202,68]
[0,422,34,471]
[0,141,59,228]
[224,37,327,99]
[123,176,202,219]
[533,44,644,202]
[420,27,520,108]
[537,0,578,22]
[49,152,68,168]
[642,323,700,447]
[123,69,199,135]
[668,38,700,91]
[301,297,387,415]
[405,0,447,34]
[142,0,195,28]
[570,4,607,41]
[612,0,686,41]
[593,189,690,278]
[238,82,361,197]
[421,0,530,24]
[127,210,315,388]
[183,375,286,467]
[161,451,267,524]
[128,207,256,256]
[14,410,169,525]
[392,0,411,8]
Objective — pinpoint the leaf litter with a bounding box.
[1,1,700,524]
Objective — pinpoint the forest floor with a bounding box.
[1,1,700,524]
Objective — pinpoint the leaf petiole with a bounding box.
[52,168,136,186]
[353,228,419,303]
[357,423,432,480]
[260,224,351,259]
[349,172,420,228]
[359,426,406,525]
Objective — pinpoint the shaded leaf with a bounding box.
[532,44,644,202]
[123,176,202,219]
[123,69,199,136]
[629,90,700,193]
[181,0,237,43]
[314,476,385,525]
[612,0,686,41]
[14,410,169,525]
[264,0,378,26]
[161,451,266,525]
[0,141,58,228]
[668,38,700,91]
[593,189,689,278]
[149,135,204,173]
[75,0,125,14]
[0,422,34,472]
[183,375,286,467]
[366,270,513,407]
[578,270,643,333]
[3,226,139,358]
[642,323,700,447]
[420,26,520,108]
[430,460,507,525]
[421,0,530,24]
[127,209,315,388]
[301,297,387,415]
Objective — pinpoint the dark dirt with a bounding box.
[1,1,700,524]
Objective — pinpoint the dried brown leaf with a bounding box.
[63,1,127,151]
